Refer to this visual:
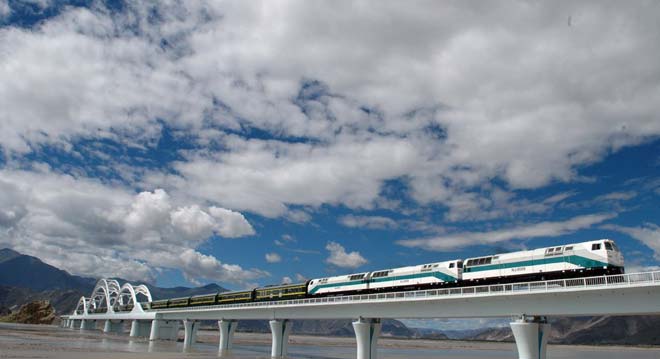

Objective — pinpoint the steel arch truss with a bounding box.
[114,283,153,313]
[70,278,153,316]
[90,279,120,314]
[74,296,90,315]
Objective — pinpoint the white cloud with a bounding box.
[339,214,398,230]
[281,276,292,284]
[166,136,419,218]
[125,189,172,238]
[398,213,616,251]
[170,205,217,240]
[208,206,256,238]
[0,1,10,18]
[295,273,307,282]
[174,249,267,284]
[265,252,281,263]
[281,234,296,243]
[284,209,313,224]
[325,241,367,268]
[594,191,637,202]
[604,223,660,259]
[0,168,262,285]
[0,179,27,227]
[0,2,657,225]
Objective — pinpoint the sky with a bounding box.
[1,0,660,329]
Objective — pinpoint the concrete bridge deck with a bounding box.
[62,270,660,359]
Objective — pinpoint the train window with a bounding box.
[546,248,554,255]
[592,243,602,251]
[457,262,463,268]
[611,242,619,251]
[433,264,439,268]
[372,271,389,278]
[565,246,573,251]
[555,247,562,252]
[485,257,492,265]
[605,242,613,250]
[477,258,485,265]
[349,274,365,280]
[449,263,455,268]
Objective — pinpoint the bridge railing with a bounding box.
[146,270,660,313]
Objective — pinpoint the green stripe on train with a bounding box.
[308,272,457,295]
[463,255,609,273]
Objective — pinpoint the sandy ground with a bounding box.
[2,323,660,359]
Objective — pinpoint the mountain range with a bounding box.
[2,247,660,344]
[0,248,226,314]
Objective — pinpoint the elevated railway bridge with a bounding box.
[62,270,660,359]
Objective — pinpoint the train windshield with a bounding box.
[605,242,619,251]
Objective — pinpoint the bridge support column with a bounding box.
[149,319,180,341]
[149,319,161,341]
[183,319,199,350]
[269,319,292,358]
[510,316,550,359]
[103,320,123,334]
[80,319,95,331]
[70,319,79,329]
[130,320,151,337]
[353,318,381,359]
[218,319,238,355]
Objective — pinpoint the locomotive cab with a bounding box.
[447,260,463,279]
[589,239,625,274]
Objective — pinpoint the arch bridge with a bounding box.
[62,271,660,359]
[74,279,152,316]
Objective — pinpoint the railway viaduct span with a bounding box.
[62,271,660,359]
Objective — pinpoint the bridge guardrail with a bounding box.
[149,270,660,314]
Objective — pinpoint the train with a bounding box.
[148,239,624,309]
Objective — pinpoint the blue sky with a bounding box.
[0,0,659,323]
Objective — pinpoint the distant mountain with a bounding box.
[410,327,451,340]
[236,318,419,338]
[467,316,660,345]
[435,328,493,340]
[0,285,83,315]
[0,248,21,263]
[0,248,96,292]
[0,248,228,314]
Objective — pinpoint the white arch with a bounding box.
[90,279,120,313]
[114,283,153,312]
[74,296,90,315]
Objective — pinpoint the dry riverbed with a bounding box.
[1,323,660,359]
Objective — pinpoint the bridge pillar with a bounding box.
[149,319,161,341]
[130,320,152,337]
[183,319,199,350]
[103,319,123,334]
[70,319,78,329]
[510,316,550,359]
[80,319,95,331]
[353,318,381,359]
[149,319,180,341]
[218,319,238,355]
[269,319,292,358]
